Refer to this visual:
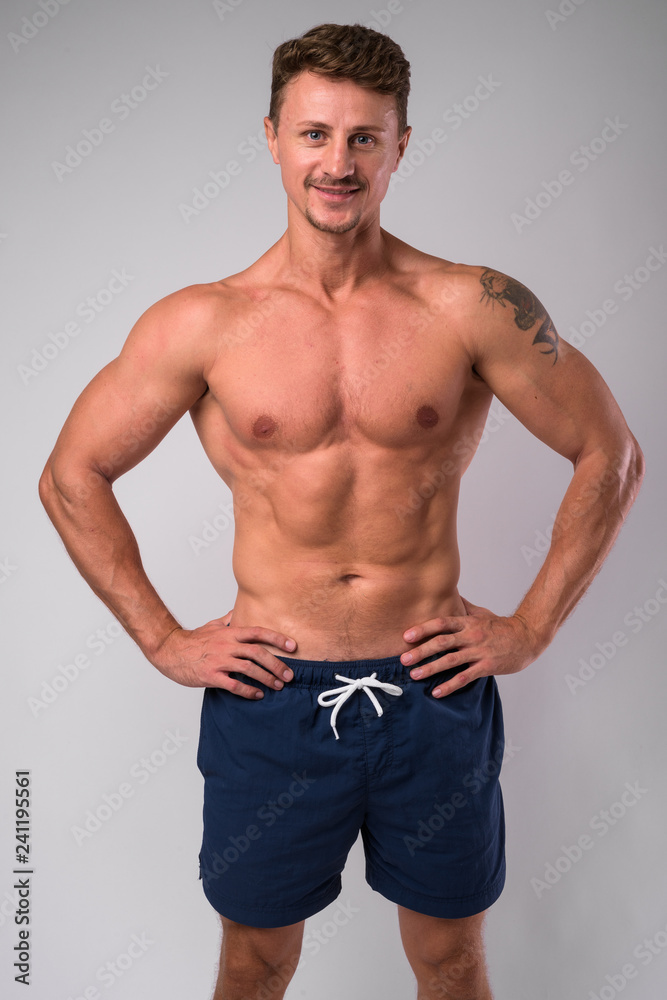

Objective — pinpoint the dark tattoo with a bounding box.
[479,268,559,363]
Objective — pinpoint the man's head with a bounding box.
[265,23,411,235]
[269,23,411,139]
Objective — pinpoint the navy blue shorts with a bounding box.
[197,650,505,928]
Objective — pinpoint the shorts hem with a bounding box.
[201,877,341,929]
[366,860,506,919]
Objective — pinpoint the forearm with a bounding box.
[513,435,645,649]
[39,464,180,661]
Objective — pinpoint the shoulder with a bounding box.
[414,258,561,367]
[120,278,248,370]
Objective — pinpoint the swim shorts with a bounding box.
[197,648,505,928]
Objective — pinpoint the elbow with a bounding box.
[627,433,645,499]
[38,459,57,513]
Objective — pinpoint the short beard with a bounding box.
[304,206,363,234]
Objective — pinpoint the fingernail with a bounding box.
[254,690,264,699]
[282,670,293,681]
[274,679,284,689]
[404,630,415,640]
[285,639,296,650]
[411,668,423,679]
[433,688,442,698]
[402,652,413,663]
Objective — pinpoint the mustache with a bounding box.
[307,177,366,190]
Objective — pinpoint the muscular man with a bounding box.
[39,23,643,1000]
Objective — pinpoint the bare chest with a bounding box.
[198,295,483,456]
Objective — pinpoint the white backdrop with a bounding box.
[2,1,666,998]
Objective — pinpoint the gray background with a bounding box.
[2,0,666,997]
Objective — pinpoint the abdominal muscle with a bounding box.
[225,458,466,661]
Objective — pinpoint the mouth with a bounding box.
[311,185,361,203]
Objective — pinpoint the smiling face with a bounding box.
[265,71,411,235]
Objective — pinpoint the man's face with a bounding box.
[265,70,410,234]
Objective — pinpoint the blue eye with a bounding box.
[307,131,322,141]
[355,135,372,145]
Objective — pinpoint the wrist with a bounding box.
[511,612,554,658]
[142,622,184,664]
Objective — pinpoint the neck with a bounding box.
[276,203,390,300]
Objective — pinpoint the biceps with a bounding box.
[479,340,631,464]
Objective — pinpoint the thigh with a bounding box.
[397,905,487,966]
[219,914,305,964]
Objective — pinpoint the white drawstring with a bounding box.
[317,673,403,740]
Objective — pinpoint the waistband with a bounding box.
[273,651,447,689]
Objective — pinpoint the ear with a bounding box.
[264,116,280,165]
[392,125,412,172]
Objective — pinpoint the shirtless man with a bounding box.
[39,23,643,1000]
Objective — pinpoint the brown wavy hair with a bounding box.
[269,23,411,137]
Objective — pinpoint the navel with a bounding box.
[416,405,439,429]
[252,414,277,438]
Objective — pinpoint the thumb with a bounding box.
[460,596,488,617]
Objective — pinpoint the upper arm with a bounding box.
[464,266,637,468]
[44,285,216,487]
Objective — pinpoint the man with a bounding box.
[39,22,643,1000]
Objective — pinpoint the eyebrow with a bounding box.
[295,120,389,133]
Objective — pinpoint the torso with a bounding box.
[189,233,493,659]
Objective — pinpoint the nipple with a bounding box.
[252,414,277,438]
[416,405,439,429]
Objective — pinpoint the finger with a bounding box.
[233,625,297,655]
[402,616,466,643]
[235,643,296,682]
[224,653,292,690]
[214,672,267,700]
[431,667,478,698]
[460,596,490,617]
[400,631,464,666]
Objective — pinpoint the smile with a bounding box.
[311,186,361,202]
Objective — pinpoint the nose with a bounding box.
[319,135,355,180]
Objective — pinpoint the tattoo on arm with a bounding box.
[479,268,559,363]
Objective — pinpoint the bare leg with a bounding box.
[211,915,304,1000]
[397,906,493,1000]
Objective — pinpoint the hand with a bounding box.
[151,614,297,698]
[400,597,542,697]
